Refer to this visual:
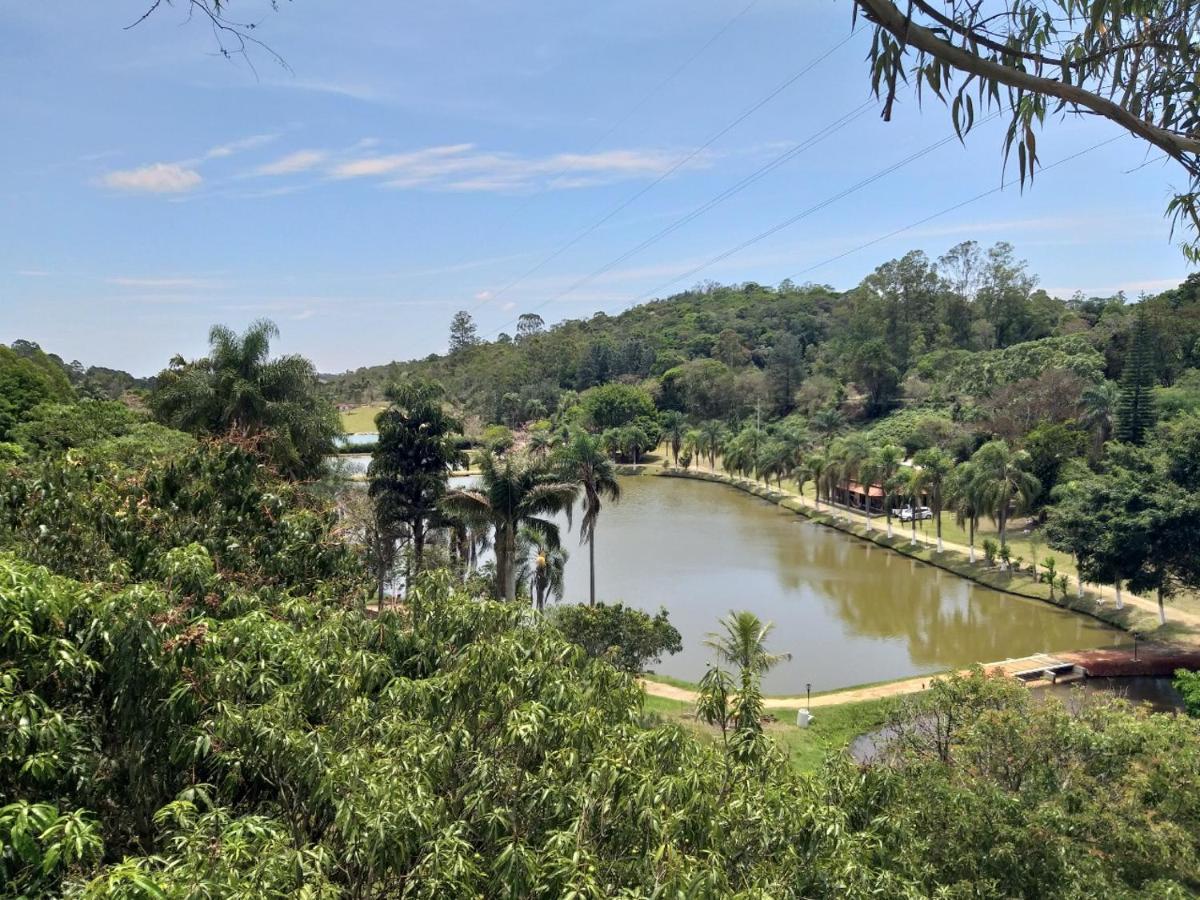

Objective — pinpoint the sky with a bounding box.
[1,1,1193,376]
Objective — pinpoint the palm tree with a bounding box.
[682,428,703,469]
[857,455,882,528]
[660,410,686,466]
[971,440,1041,555]
[704,610,792,677]
[810,406,844,451]
[558,433,621,606]
[443,451,579,601]
[697,420,726,471]
[948,461,983,563]
[803,451,831,509]
[870,443,905,538]
[151,318,339,478]
[912,448,954,552]
[527,428,555,458]
[518,526,568,613]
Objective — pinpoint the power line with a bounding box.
[472,26,865,314]
[486,100,876,335]
[408,0,764,312]
[623,111,1005,304]
[783,134,1126,282]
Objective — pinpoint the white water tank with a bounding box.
[796,708,814,728]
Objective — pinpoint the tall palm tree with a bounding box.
[971,440,1041,554]
[857,455,882,528]
[442,451,579,601]
[558,433,621,606]
[660,410,686,466]
[912,448,955,552]
[948,461,983,563]
[518,526,568,613]
[704,610,792,677]
[870,443,905,538]
[803,451,831,509]
[697,420,726,471]
[681,428,703,469]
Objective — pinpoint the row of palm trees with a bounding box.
[668,416,1041,564]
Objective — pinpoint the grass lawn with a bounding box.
[340,403,387,433]
[642,692,901,774]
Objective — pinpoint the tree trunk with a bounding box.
[1115,582,1123,609]
[588,533,597,607]
[935,509,943,553]
[1158,585,1167,625]
[886,511,893,539]
[496,528,518,601]
[968,519,975,563]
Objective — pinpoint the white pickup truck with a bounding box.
[893,506,933,522]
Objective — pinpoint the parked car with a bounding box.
[894,506,933,522]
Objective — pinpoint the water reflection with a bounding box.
[333,469,1122,694]
[558,477,1121,693]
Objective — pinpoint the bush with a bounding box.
[479,424,514,453]
[982,538,998,566]
[551,602,682,673]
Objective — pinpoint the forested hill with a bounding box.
[322,242,1200,428]
[3,338,153,399]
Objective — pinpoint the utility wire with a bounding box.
[472,26,865,314]
[783,134,1126,281]
[409,0,765,309]
[485,100,876,335]
[623,111,1005,305]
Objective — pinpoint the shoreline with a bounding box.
[637,465,1181,640]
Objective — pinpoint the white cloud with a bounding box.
[203,133,278,160]
[474,290,493,301]
[17,269,50,277]
[255,150,328,176]
[100,163,201,194]
[331,144,476,179]
[331,143,695,192]
[500,301,517,311]
[106,276,213,289]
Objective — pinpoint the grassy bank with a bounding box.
[643,691,899,774]
[340,403,386,432]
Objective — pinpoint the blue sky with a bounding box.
[1,1,1192,375]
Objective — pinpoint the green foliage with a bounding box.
[1117,312,1159,445]
[0,444,356,590]
[922,334,1104,398]
[10,400,141,456]
[368,380,465,579]
[1176,669,1200,717]
[577,383,656,431]
[551,602,682,673]
[479,423,514,453]
[0,344,74,441]
[150,319,340,479]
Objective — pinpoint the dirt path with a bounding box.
[641,674,942,708]
[641,654,1086,709]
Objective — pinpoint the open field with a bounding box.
[340,403,386,432]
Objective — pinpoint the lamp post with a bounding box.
[806,682,811,710]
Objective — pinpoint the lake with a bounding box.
[338,461,1123,694]
[550,475,1121,694]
